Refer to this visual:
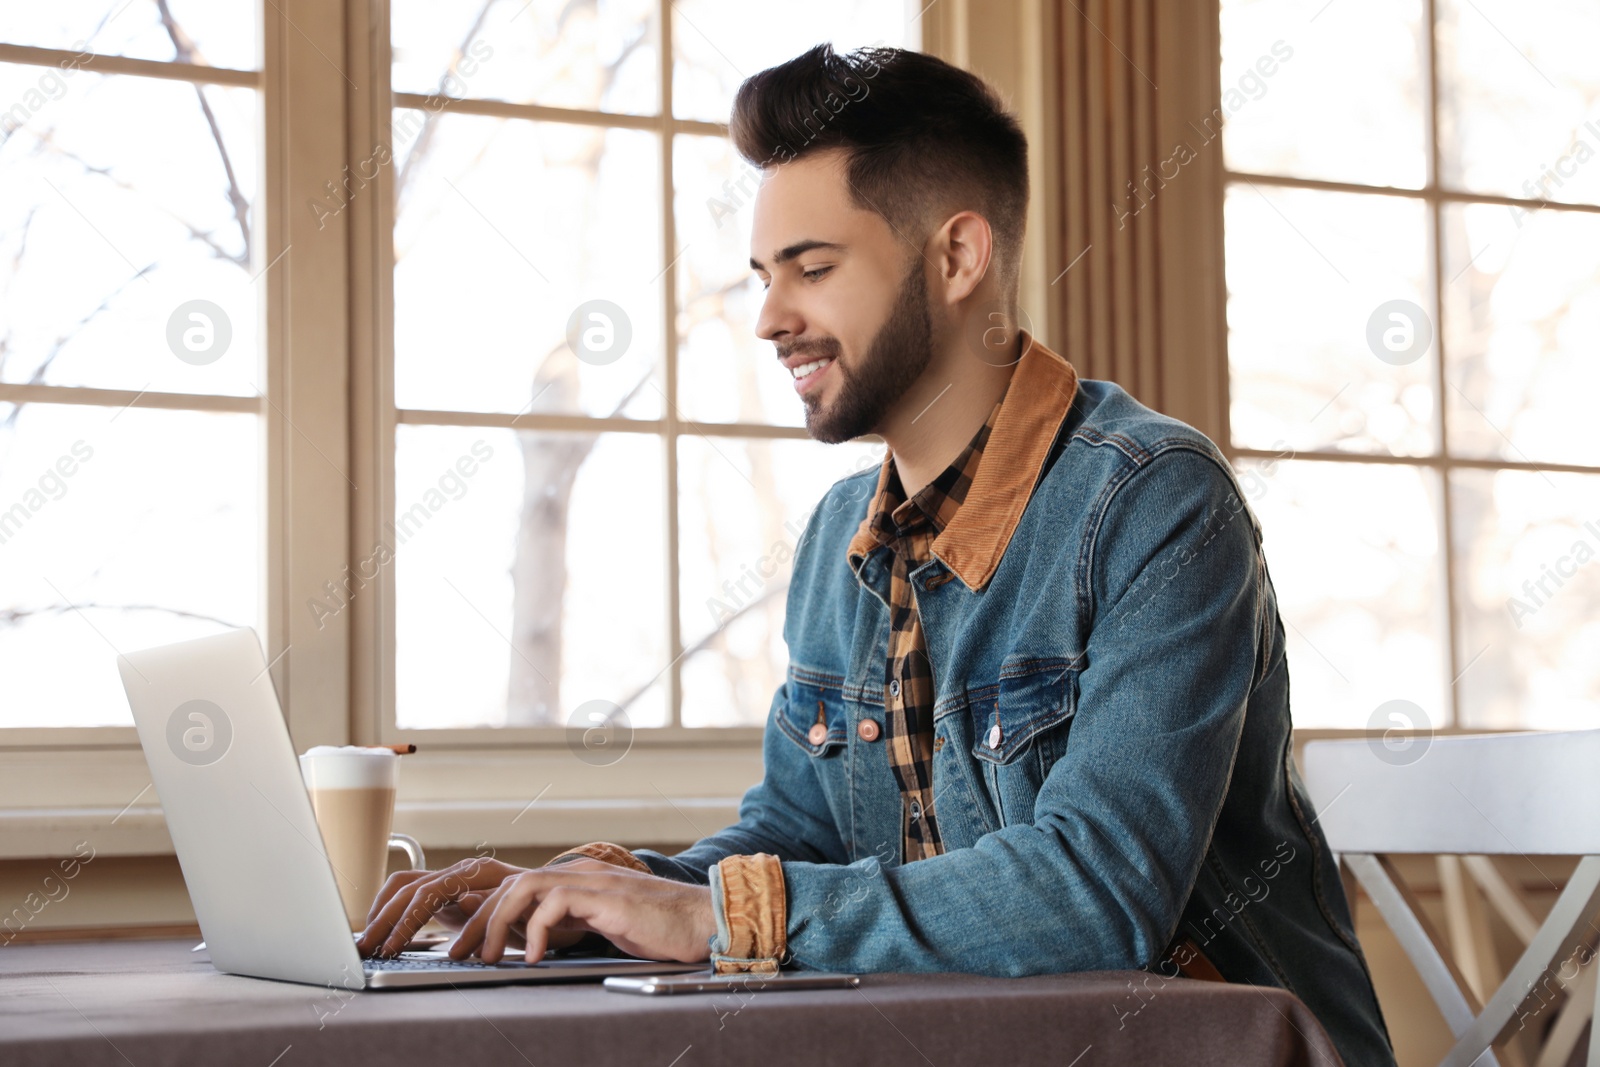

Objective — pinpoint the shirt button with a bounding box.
[909,800,922,821]
[807,722,828,746]
[888,679,901,699]
[987,723,1003,749]
[857,719,881,743]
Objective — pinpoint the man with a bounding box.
[360,43,1394,1066]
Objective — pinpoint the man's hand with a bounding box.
[357,857,581,958]
[446,857,717,965]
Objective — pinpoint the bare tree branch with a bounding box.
[613,582,789,716]
[0,206,42,381]
[0,603,246,630]
[395,0,499,207]
[154,0,252,264]
[33,131,246,268]
[0,261,157,433]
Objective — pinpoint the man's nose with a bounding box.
[755,281,803,342]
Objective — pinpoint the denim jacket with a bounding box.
[631,335,1394,1067]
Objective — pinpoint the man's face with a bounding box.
[749,150,934,444]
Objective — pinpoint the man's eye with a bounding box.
[755,266,830,290]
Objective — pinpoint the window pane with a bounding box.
[678,435,882,727]
[1443,203,1600,467]
[1437,0,1600,206]
[0,403,260,728]
[395,426,667,730]
[671,0,919,124]
[673,133,798,427]
[0,67,259,397]
[1220,0,1426,188]
[392,114,662,418]
[1226,185,1435,457]
[0,1,258,71]
[1241,458,1447,729]
[1452,469,1600,729]
[390,0,657,116]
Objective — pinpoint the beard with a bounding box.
[785,257,935,445]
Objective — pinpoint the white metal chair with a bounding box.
[1303,730,1600,1067]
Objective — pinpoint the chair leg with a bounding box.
[1346,853,1496,1064]
[1533,955,1595,1067]
[1464,856,1543,947]
[1588,953,1600,1067]
[1443,857,1600,1067]
[1441,855,1504,1005]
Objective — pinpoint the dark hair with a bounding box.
[729,43,1029,298]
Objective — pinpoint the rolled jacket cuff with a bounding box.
[545,841,652,874]
[708,853,786,975]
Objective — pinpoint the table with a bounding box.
[0,939,1344,1066]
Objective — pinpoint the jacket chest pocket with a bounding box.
[775,667,859,845]
[967,655,1082,826]
[776,667,849,758]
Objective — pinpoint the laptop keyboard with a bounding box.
[364,952,529,971]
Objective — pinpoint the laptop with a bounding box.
[117,627,701,989]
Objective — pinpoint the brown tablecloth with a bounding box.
[0,938,1344,1066]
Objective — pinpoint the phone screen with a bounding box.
[603,971,860,995]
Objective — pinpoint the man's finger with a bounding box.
[450,876,527,962]
[448,867,629,962]
[360,858,515,955]
[518,885,606,964]
[448,883,540,959]
[454,891,488,917]
[482,875,546,964]
[364,869,430,926]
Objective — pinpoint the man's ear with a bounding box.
[930,210,994,307]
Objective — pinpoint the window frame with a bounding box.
[1219,0,1600,729]
[352,0,937,749]
[0,5,351,779]
[0,2,1070,857]
[0,14,348,754]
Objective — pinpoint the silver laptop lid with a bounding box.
[119,627,362,988]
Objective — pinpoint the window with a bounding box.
[1220,0,1600,730]
[0,1,925,753]
[0,4,264,732]
[375,1,917,740]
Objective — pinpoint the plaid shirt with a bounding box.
[852,398,1004,863]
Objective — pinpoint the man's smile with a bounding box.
[790,356,835,393]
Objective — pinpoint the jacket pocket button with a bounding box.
[808,722,828,746]
[986,723,1003,749]
[857,719,881,742]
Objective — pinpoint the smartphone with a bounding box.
[603,971,859,995]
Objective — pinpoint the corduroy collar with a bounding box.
[846,331,1080,592]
